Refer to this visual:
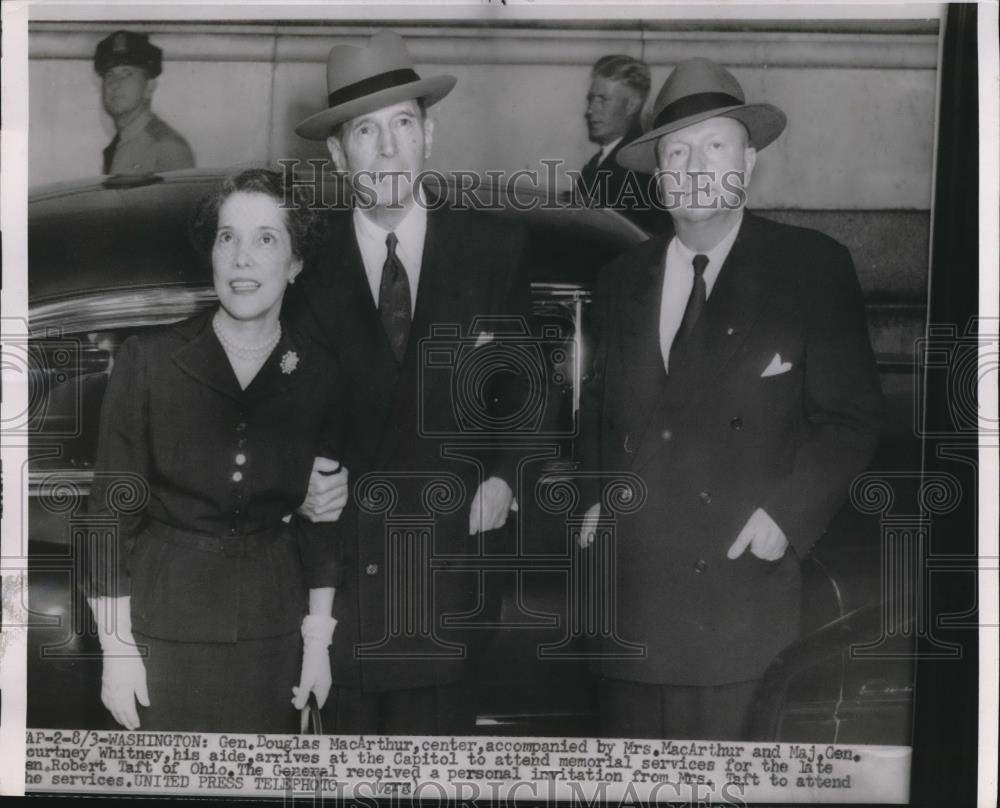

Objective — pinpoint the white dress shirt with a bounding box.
[597,136,624,167]
[352,190,428,314]
[659,212,743,371]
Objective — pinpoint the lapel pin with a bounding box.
[726,326,735,336]
[280,350,299,374]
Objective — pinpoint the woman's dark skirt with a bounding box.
[133,630,301,733]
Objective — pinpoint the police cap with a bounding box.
[94,30,163,78]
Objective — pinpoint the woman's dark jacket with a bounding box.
[87,309,345,643]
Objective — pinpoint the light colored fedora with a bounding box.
[295,30,456,141]
[617,57,786,174]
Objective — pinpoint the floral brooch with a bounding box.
[280,350,299,375]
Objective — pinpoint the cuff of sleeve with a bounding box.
[301,615,337,647]
[761,495,821,559]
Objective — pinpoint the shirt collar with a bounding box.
[598,136,624,165]
[667,211,744,296]
[117,109,153,144]
[352,184,428,260]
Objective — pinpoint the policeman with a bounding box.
[94,30,195,175]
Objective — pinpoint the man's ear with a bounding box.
[624,92,642,119]
[326,135,347,172]
[143,77,158,102]
[742,146,757,186]
[422,116,435,160]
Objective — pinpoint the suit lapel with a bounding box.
[409,208,465,348]
[618,237,670,450]
[243,325,311,403]
[630,215,769,473]
[689,214,769,392]
[171,310,244,403]
[609,124,643,167]
[171,309,317,405]
[324,214,399,369]
[580,152,600,190]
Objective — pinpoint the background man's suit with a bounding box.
[579,212,883,697]
[287,205,530,729]
[577,125,661,232]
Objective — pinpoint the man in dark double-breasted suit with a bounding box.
[288,30,531,735]
[577,58,884,740]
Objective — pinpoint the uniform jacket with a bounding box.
[286,205,531,692]
[577,125,665,233]
[578,212,884,685]
[103,112,195,175]
[87,309,344,643]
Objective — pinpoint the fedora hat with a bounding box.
[296,30,456,141]
[617,57,786,174]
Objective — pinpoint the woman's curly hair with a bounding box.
[191,168,326,264]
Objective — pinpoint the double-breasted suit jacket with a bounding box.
[579,212,884,686]
[88,310,344,643]
[286,205,531,692]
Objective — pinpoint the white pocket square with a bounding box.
[474,331,494,348]
[761,353,793,377]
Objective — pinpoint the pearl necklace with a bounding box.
[212,311,281,362]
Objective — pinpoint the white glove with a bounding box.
[578,502,602,548]
[89,597,149,730]
[292,615,337,710]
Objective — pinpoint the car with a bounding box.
[26,168,918,741]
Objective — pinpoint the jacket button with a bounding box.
[365,563,379,576]
[232,471,243,483]
[694,559,707,573]
[236,421,247,432]
[661,429,673,441]
[235,453,247,466]
[730,417,743,430]
[699,490,712,504]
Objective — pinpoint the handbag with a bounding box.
[299,692,324,735]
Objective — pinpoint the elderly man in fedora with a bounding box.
[287,30,532,735]
[577,57,884,740]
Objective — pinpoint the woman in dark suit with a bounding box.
[86,168,342,733]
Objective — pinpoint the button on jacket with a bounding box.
[87,310,345,643]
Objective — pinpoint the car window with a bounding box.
[30,326,159,473]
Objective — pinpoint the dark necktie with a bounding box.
[378,232,411,363]
[579,151,602,199]
[102,134,120,174]
[669,253,709,368]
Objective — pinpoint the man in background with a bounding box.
[95,30,195,175]
[576,54,659,231]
